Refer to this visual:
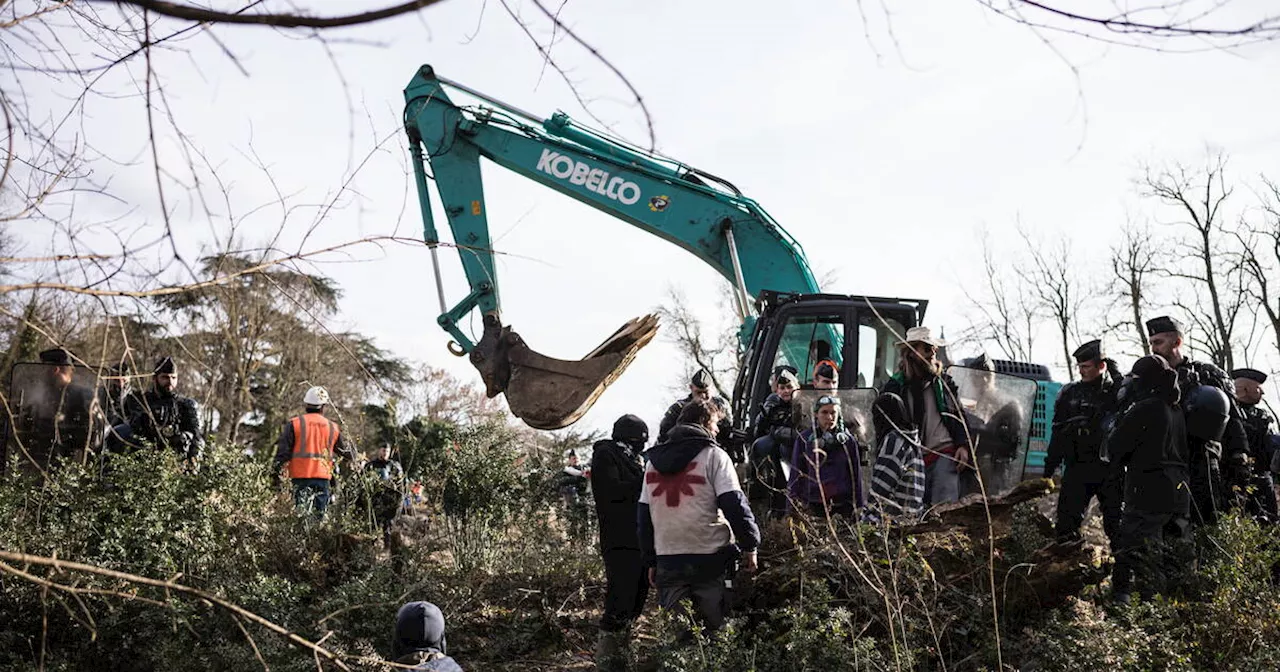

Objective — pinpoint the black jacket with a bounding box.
[1108,393,1190,515]
[752,392,797,447]
[657,395,732,446]
[125,388,203,459]
[590,438,645,551]
[1045,376,1119,474]
[1240,403,1277,474]
[881,371,970,450]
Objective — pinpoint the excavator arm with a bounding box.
[403,65,822,429]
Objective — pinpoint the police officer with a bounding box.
[13,347,98,473]
[1230,368,1278,523]
[1145,316,1250,525]
[113,357,203,462]
[1044,339,1122,543]
[748,366,800,516]
[657,369,733,455]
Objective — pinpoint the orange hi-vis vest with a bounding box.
[288,412,340,480]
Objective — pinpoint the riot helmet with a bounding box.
[1183,384,1230,442]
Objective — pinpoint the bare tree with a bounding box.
[654,285,741,397]
[1109,220,1161,356]
[1142,153,1247,370]
[975,1,1280,48]
[1013,227,1092,380]
[1240,177,1280,365]
[960,229,1036,362]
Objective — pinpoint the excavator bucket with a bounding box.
[468,313,660,430]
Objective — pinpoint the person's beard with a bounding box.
[905,355,939,381]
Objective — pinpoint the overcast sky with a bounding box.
[18,0,1280,440]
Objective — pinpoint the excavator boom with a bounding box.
[403,65,822,428]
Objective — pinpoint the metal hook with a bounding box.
[447,340,467,357]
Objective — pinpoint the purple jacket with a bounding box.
[788,429,864,512]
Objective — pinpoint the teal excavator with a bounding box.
[402,65,1055,482]
[402,65,921,429]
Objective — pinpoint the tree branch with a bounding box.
[99,0,450,29]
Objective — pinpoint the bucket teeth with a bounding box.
[468,314,660,429]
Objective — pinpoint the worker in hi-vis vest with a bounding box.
[273,386,356,518]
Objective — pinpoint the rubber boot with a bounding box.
[595,627,628,672]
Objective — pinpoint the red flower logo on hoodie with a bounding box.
[647,461,706,507]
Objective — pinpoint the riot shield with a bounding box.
[2,362,102,475]
[946,365,1037,497]
[790,388,879,454]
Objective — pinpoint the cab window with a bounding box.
[857,313,906,390]
[769,313,846,387]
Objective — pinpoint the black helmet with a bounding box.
[612,414,649,444]
[1184,384,1230,442]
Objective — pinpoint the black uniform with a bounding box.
[1171,358,1249,525]
[748,391,797,513]
[657,395,732,453]
[1238,401,1278,521]
[121,388,204,460]
[589,415,650,637]
[1108,381,1192,601]
[14,378,98,472]
[1045,374,1122,543]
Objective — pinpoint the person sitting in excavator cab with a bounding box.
[658,369,734,459]
[811,360,839,391]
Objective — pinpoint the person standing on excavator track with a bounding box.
[749,366,801,517]
[881,327,972,506]
[657,370,733,458]
[273,386,356,518]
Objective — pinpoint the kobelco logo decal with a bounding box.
[535,150,642,206]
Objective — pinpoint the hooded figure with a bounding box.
[391,601,462,671]
[638,399,759,636]
[590,414,651,670]
[1107,355,1192,603]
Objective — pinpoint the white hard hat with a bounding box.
[303,386,330,406]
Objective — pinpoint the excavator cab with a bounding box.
[730,291,927,455]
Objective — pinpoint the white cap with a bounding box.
[303,386,330,406]
[903,326,946,347]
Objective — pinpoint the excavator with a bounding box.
[402,65,1057,483]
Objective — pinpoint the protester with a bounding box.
[589,414,650,671]
[881,327,972,505]
[638,398,759,636]
[787,395,864,517]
